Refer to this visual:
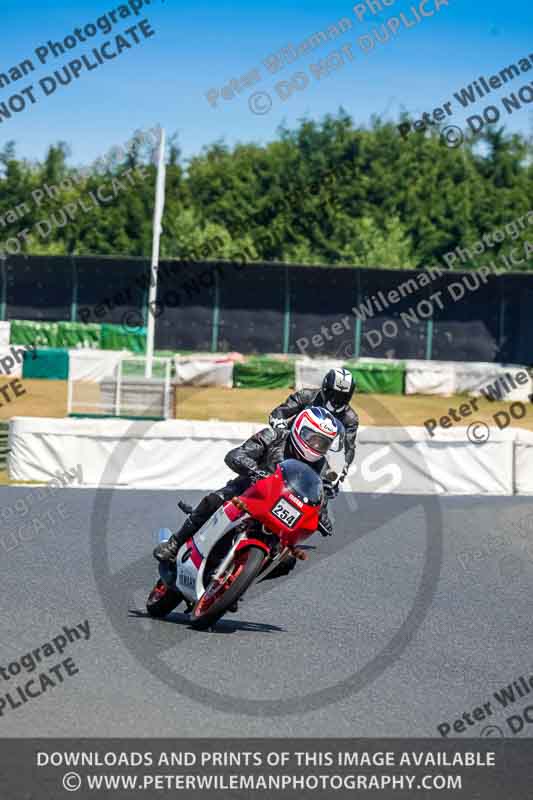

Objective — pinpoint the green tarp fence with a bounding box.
[22,348,69,380]
[57,321,101,349]
[10,320,60,348]
[101,323,147,353]
[233,358,295,389]
[11,320,147,353]
[344,361,405,395]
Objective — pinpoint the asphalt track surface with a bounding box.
[1,486,532,738]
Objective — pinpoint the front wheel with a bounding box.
[191,546,265,630]
[146,579,183,618]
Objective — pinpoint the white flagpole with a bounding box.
[145,126,166,379]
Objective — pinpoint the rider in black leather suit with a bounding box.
[154,409,339,565]
[269,368,359,478]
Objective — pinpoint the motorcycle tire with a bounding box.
[146,579,183,618]
[190,546,265,630]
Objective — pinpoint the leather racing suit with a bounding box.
[154,426,334,564]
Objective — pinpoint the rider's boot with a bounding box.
[153,493,224,563]
[153,519,195,563]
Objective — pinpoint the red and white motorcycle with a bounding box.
[146,458,333,630]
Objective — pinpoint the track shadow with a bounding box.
[128,608,285,635]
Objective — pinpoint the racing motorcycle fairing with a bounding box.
[157,460,323,605]
[171,502,249,602]
[239,460,321,547]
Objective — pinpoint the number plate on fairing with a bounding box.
[270,498,302,528]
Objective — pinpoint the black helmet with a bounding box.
[321,368,355,412]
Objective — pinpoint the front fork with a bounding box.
[159,560,177,588]
[160,541,249,599]
[210,531,248,583]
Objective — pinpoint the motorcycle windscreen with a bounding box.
[280,459,323,505]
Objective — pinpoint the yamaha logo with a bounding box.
[288,493,304,508]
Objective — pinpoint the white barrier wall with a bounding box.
[454,363,533,402]
[174,356,234,387]
[0,322,11,347]
[68,349,127,382]
[8,417,261,489]
[8,417,531,495]
[404,360,457,397]
[297,358,532,402]
[514,429,533,495]
[64,350,532,400]
[295,358,345,390]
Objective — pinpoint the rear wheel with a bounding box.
[146,579,183,618]
[191,546,265,630]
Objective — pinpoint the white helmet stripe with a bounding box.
[333,368,352,392]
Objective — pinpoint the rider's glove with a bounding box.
[318,517,333,537]
[251,469,269,482]
[339,465,349,483]
[323,480,338,500]
[270,417,288,431]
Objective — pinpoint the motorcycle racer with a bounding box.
[269,368,359,484]
[154,406,343,565]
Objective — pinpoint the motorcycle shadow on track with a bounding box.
[128,609,285,636]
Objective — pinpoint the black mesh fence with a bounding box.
[289,265,357,359]
[498,273,533,365]
[76,256,147,326]
[5,256,73,321]
[154,259,218,352]
[217,262,286,354]
[426,269,502,363]
[357,268,433,361]
[1,255,532,364]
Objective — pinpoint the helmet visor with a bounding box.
[326,389,351,409]
[329,422,346,453]
[300,427,334,455]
